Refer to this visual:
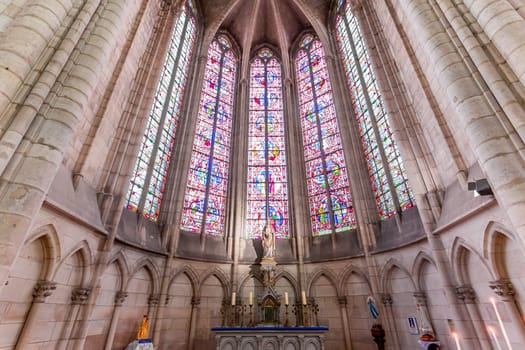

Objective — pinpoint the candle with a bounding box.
[231,292,236,306]
[284,292,289,305]
[301,290,307,305]
[490,298,512,350]
[452,332,462,350]
[488,326,503,350]
[249,292,253,306]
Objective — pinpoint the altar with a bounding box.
[212,225,328,350]
[212,326,328,350]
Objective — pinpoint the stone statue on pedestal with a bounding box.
[262,223,276,260]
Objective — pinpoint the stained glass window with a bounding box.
[126,4,196,221]
[180,35,237,236]
[295,34,356,236]
[247,48,289,239]
[336,1,414,219]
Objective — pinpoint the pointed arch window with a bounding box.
[295,34,356,236]
[336,1,414,219]
[126,3,196,221]
[247,48,289,239]
[180,35,237,236]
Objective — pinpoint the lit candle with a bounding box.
[285,292,289,305]
[301,290,307,305]
[231,292,236,306]
[452,332,462,350]
[490,298,512,350]
[488,326,503,350]
[249,292,253,306]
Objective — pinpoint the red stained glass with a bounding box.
[296,34,356,236]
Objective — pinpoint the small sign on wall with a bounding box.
[407,317,419,334]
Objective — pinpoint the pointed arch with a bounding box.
[483,221,517,280]
[380,258,416,293]
[107,251,130,291]
[24,223,61,281]
[127,258,161,295]
[53,240,93,286]
[338,264,371,296]
[451,236,495,286]
[199,267,230,298]
[169,264,199,297]
[237,271,264,294]
[307,268,339,297]
[275,270,299,297]
[412,251,436,292]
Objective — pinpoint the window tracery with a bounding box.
[336,1,414,219]
[247,48,289,239]
[180,34,237,236]
[126,3,196,221]
[295,34,356,236]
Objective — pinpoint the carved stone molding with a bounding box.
[71,287,92,305]
[489,279,515,302]
[191,297,201,306]
[413,292,427,306]
[148,294,160,306]
[381,294,393,306]
[32,281,57,303]
[338,296,347,306]
[455,285,477,304]
[115,291,128,306]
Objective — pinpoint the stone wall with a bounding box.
[1,0,525,350]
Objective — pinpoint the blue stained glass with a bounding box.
[181,35,237,236]
[296,35,356,236]
[336,3,415,219]
[247,48,289,239]
[126,5,196,221]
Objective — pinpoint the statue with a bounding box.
[262,223,275,259]
[137,315,149,339]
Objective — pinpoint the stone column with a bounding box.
[148,294,160,336]
[338,297,353,350]
[455,285,490,350]
[380,294,399,350]
[489,279,525,345]
[104,291,128,350]
[57,287,91,350]
[187,297,200,350]
[14,281,57,349]
[462,0,525,89]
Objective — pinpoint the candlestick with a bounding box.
[488,326,503,350]
[249,292,253,306]
[231,292,236,306]
[284,304,290,327]
[285,292,289,305]
[301,290,307,305]
[452,332,462,350]
[249,304,254,327]
[490,298,512,350]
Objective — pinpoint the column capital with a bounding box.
[191,297,201,306]
[338,296,347,305]
[71,287,91,305]
[32,281,57,303]
[455,285,476,304]
[115,291,128,306]
[489,279,515,302]
[148,294,161,306]
[381,293,393,306]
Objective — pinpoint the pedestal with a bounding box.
[125,339,155,350]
